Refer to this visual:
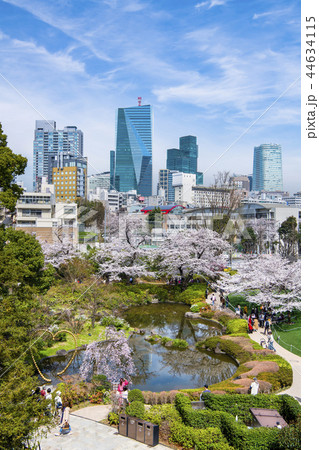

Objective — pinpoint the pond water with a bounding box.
[39,303,238,391]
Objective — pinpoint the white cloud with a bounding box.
[195,0,227,10]
[252,8,291,21]
[9,38,86,73]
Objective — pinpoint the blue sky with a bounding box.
[0,0,301,194]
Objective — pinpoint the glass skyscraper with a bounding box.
[33,120,83,191]
[252,144,283,191]
[166,135,203,185]
[115,104,152,196]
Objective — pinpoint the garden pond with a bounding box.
[39,303,238,391]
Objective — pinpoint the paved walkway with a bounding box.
[207,291,301,402]
[40,410,168,450]
[249,326,301,402]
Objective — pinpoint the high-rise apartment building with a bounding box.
[252,144,283,192]
[33,121,83,191]
[114,104,152,196]
[166,135,203,185]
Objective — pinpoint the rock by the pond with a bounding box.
[185,312,201,319]
[55,349,68,356]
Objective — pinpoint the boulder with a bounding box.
[55,349,68,356]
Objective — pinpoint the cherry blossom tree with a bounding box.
[95,214,153,282]
[80,326,136,382]
[218,254,301,312]
[41,239,78,269]
[156,228,230,290]
[95,237,153,282]
[247,218,278,254]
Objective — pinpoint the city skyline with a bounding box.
[0,0,301,194]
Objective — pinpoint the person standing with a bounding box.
[235,305,241,316]
[119,385,129,409]
[211,294,216,307]
[259,312,265,328]
[264,317,270,335]
[253,316,259,332]
[54,390,63,418]
[199,384,211,400]
[57,401,72,435]
[267,331,276,351]
[248,315,253,334]
[250,377,259,395]
[40,386,46,398]
[117,378,129,394]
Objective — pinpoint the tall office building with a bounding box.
[33,121,83,191]
[252,144,283,192]
[48,153,87,201]
[114,103,152,196]
[166,135,203,185]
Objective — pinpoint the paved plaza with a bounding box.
[40,413,168,450]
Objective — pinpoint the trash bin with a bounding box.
[127,416,137,439]
[118,414,128,436]
[144,422,159,446]
[136,420,145,443]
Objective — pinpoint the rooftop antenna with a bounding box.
[138,96,142,106]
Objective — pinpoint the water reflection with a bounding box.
[39,303,238,390]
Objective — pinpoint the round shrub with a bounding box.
[128,389,144,403]
[125,401,145,419]
[190,304,200,313]
[226,319,248,335]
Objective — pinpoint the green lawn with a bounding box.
[227,294,301,357]
[272,313,301,357]
[39,323,106,358]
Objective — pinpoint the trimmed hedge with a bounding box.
[202,393,300,425]
[144,403,182,426]
[174,393,300,450]
[169,420,234,450]
[125,400,145,419]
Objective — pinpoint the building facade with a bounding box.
[88,172,110,193]
[48,153,87,201]
[15,182,78,245]
[166,135,203,185]
[110,150,115,190]
[157,169,178,202]
[114,104,152,196]
[33,121,83,191]
[172,172,196,204]
[252,144,283,192]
